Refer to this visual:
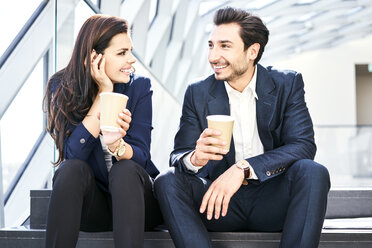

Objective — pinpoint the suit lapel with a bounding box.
[206,78,236,168]
[256,64,277,151]
[207,79,230,116]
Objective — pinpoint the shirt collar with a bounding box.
[224,65,258,100]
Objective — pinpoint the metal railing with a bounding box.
[0,129,4,227]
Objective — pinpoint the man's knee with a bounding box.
[154,167,184,198]
[290,159,330,188]
[154,167,175,190]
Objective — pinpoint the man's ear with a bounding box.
[247,43,260,61]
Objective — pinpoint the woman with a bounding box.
[43,14,162,248]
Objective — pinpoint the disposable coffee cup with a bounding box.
[207,115,234,151]
[100,92,128,132]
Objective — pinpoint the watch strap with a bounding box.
[116,139,126,157]
[235,160,251,179]
[107,139,125,157]
[243,166,251,179]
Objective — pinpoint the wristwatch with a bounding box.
[235,160,251,180]
[107,139,126,157]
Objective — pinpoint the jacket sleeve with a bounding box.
[124,79,153,167]
[170,84,205,174]
[64,122,100,162]
[49,76,100,163]
[247,72,316,182]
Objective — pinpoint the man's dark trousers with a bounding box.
[154,159,330,248]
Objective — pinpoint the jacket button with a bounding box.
[266,171,271,176]
[80,138,86,144]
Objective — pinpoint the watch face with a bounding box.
[118,145,126,156]
[238,161,249,169]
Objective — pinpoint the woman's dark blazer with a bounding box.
[55,74,159,191]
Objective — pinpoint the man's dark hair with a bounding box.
[213,7,269,65]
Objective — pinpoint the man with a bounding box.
[154,7,330,248]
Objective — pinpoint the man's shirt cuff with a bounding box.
[183,151,203,173]
[247,162,258,180]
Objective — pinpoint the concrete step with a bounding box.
[30,188,372,229]
[326,188,372,218]
[0,189,369,247]
[1,227,372,248]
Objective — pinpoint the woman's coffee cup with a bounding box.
[100,92,128,132]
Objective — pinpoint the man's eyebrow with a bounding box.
[208,40,233,44]
[218,40,233,44]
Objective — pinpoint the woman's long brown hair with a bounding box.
[43,14,129,166]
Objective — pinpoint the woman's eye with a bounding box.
[118,51,126,55]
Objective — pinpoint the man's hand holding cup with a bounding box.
[190,115,234,167]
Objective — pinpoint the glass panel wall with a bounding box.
[0,0,43,57]
[55,0,95,71]
[49,0,95,167]
[0,57,44,193]
[0,0,99,227]
[315,126,372,188]
[149,0,158,25]
[90,0,100,7]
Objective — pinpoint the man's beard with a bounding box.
[215,63,248,82]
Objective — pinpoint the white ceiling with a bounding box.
[199,0,372,62]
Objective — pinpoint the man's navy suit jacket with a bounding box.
[170,64,316,183]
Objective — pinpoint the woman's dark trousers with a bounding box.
[45,159,162,248]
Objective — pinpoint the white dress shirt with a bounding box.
[183,66,264,178]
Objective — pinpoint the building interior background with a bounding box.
[0,0,372,230]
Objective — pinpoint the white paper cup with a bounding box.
[207,115,234,151]
[100,92,128,132]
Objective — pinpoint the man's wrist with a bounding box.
[190,151,197,166]
[183,151,202,173]
[235,160,251,179]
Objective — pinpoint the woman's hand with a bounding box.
[90,50,113,92]
[101,109,132,146]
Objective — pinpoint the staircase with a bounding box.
[1,189,372,247]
